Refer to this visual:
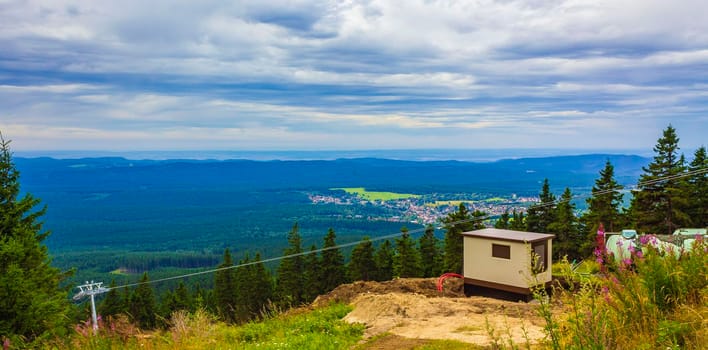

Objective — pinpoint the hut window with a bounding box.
[531,241,548,273]
[492,244,511,259]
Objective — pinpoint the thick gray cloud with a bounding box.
[0,0,706,152]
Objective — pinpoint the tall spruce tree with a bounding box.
[630,125,691,234]
[581,160,624,256]
[526,179,556,233]
[233,253,272,321]
[548,188,581,260]
[374,240,394,281]
[0,134,72,342]
[247,252,273,319]
[687,146,707,227]
[302,244,322,302]
[393,226,421,278]
[320,228,347,293]
[192,283,212,312]
[348,237,376,281]
[173,281,192,312]
[214,248,237,322]
[129,272,158,329]
[442,204,484,273]
[494,210,510,229]
[418,225,441,278]
[510,209,526,231]
[99,279,125,318]
[233,253,252,321]
[275,223,305,305]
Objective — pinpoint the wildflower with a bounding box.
[601,286,611,303]
[595,225,608,273]
[634,250,644,259]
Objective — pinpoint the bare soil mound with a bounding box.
[313,277,464,307]
[344,292,545,345]
[315,278,547,348]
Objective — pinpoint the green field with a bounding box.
[109,268,130,276]
[332,187,421,201]
[426,200,474,207]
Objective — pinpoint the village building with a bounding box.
[462,228,554,301]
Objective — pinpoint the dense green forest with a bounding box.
[14,152,650,287]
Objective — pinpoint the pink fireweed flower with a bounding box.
[601,286,611,303]
[595,224,607,272]
[634,250,644,259]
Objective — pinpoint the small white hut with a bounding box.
[462,228,554,298]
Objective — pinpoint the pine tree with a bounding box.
[442,204,485,273]
[99,279,125,318]
[173,281,192,312]
[510,209,526,231]
[233,253,252,321]
[348,237,376,281]
[526,179,556,233]
[548,188,581,260]
[129,272,158,329]
[192,283,211,312]
[418,225,440,278]
[630,125,691,234]
[275,223,304,306]
[687,146,707,227]
[302,244,322,302]
[247,252,273,319]
[159,290,177,318]
[232,252,273,321]
[214,248,237,322]
[374,240,394,281]
[581,160,625,256]
[394,226,421,278]
[0,134,72,342]
[320,228,347,293]
[494,210,510,229]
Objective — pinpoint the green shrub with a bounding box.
[540,238,707,349]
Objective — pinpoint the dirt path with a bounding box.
[315,278,547,348]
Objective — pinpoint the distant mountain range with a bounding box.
[16,153,650,195]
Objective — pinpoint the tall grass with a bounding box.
[542,236,707,349]
[63,303,364,350]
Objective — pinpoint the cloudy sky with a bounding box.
[1,0,706,153]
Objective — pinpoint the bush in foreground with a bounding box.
[539,236,707,349]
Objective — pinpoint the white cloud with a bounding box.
[0,0,706,151]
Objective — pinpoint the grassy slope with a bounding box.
[68,303,364,350]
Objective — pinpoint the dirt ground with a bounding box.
[314,278,547,348]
